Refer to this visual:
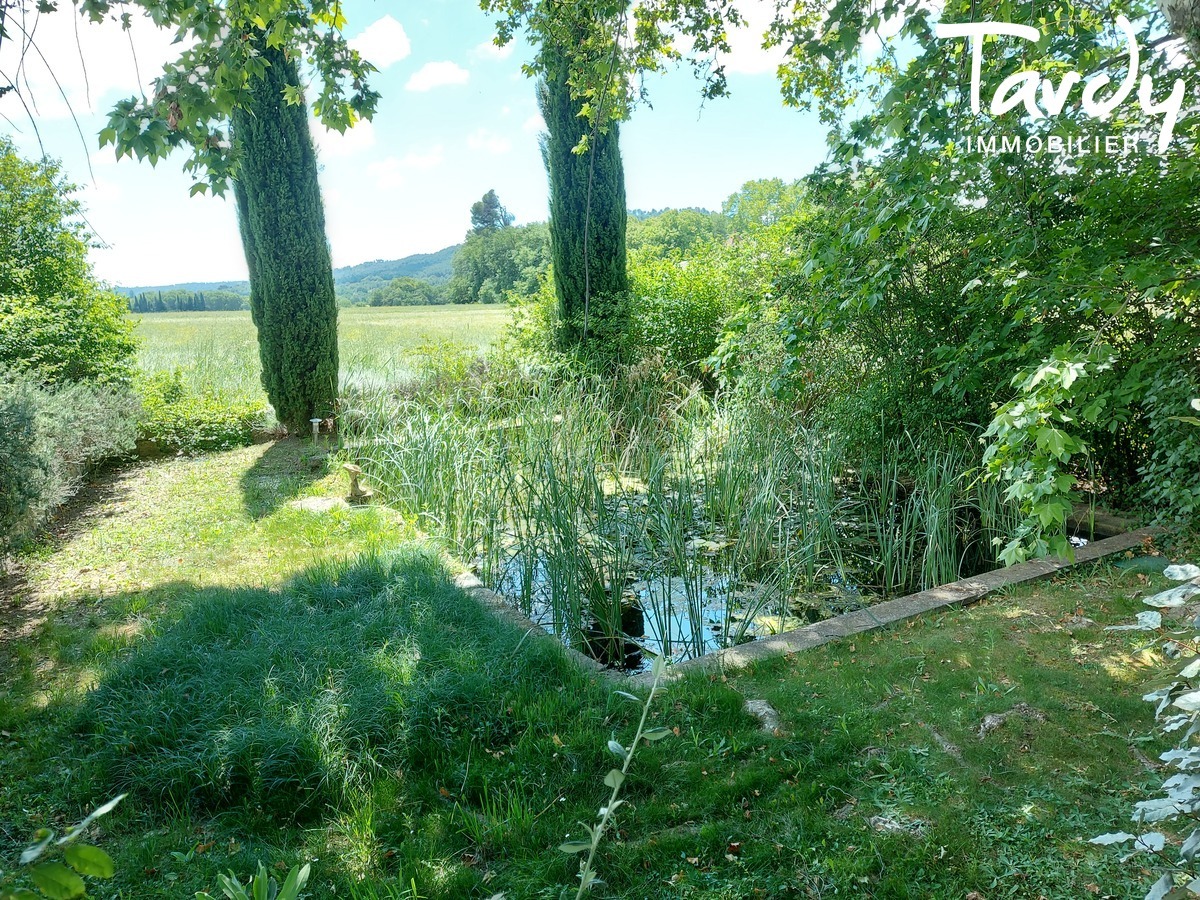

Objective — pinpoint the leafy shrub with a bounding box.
[137,370,268,453]
[630,248,734,384]
[0,371,137,550]
[0,377,53,544]
[502,270,563,360]
[1141,368,1200,524]
[0,139,138,386]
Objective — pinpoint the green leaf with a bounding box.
[277,864,310,900]
[606,739,627,761]
[29,862,87,900]
[3,889,43,900]
[65,794,126,839]
[559,840,591,854]
[642,726,672,742]
[65,844,115,879]
[603,769,625,789]
[612,690,640,703]
[20,829,55,865]
[650,653,667,679]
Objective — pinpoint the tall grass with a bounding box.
[133,305,511,409]
[341,356,1023,665]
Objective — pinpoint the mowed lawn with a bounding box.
[132,304,512,400]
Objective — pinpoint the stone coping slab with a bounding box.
[455,528,1156,684]
[667,527,1157,678]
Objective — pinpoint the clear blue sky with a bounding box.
[2,0,831,287]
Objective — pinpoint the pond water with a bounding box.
[490,549,880,673]
[486,532,1093,673]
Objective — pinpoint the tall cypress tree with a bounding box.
[232,43,338,433]
[538,45,629,352]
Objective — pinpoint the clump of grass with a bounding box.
[77,543,605,821]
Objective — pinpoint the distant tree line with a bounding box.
[128,289,248,313]
[126,201,734,314]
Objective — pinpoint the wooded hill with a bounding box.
[117,243,460,308]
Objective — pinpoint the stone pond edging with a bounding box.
[454,527,1157,684]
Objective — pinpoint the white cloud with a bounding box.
[0,10,183,122]
[522,114,545,134]
[312,120,376,159]
[718,3,787,76]
[405,61,469,92]
[366,158,409,191]
[350,16,411,70]
[467,129,512,155]
[401,145,445,170]
[473,39,514,61]
[366,145,445,190]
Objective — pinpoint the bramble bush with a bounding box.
[136,371,268,453]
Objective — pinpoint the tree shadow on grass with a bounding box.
[71,546,611,821]
[238,437,333,519]
[3,543,633,895]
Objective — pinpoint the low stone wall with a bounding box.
[668,527,1157,678]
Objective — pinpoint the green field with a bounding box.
[132,304,512,400]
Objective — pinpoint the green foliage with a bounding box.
[484,0,742,132]
[629,242,740,382]
[749,0,1200,555]
[366,277,442,307]
[0,139,138,386]
[720,178,808,233]
[538,52,629,351]
[469,188,515,233]
[0,795,123,900]
[232,42,339,433]
[448,222,549,305]
[87,0,378,195]
[0,376,52,547]
[0,371,138,550]
[128,288,247,313]
[626,208,727,256]
[333,247,459,306]
[1142,374,1200,525]
[136,370,267,453]
[196,862,310,900]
